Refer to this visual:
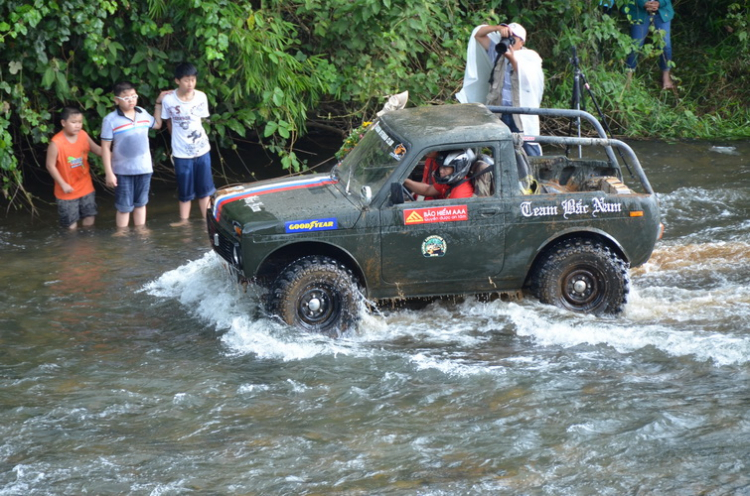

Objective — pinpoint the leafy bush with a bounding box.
[1,0,749,211]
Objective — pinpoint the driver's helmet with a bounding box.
[434,148,476,185]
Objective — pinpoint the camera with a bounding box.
[495,36,516,55]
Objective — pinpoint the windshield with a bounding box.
[334,121,406,200]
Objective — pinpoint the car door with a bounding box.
[379,144,508,287]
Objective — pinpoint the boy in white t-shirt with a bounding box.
[159,62,215,224]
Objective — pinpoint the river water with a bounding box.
[2,140,750,495]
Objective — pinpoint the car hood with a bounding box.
[211,174,362,234]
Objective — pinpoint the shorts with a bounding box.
[57,191,97,228]
[173,152,216,202]
[114,173,152,213]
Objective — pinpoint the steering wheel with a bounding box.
[401,184,415,202]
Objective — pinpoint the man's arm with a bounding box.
[404,178,440,198]
[504,46,519,74]
[474,24,511,51]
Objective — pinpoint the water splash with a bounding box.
[143,245,750,368]
[142,252,359,361]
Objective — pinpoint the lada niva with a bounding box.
[207,103,661,335]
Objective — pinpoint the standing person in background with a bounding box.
[160,62,215,226]
[474,22,544,156]
[45,107,102,229]
[101,82,167,228]
[624,0,675,90]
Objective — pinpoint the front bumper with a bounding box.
[206,210,244,275]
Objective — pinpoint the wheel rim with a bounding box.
[561,267,603,309]
[297,284,340,328]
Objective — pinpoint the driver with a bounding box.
[404,149,475,200]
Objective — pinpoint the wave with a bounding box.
[143,251,750,368]
[657,186,750,242]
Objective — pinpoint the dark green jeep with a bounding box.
[207,104,661,334]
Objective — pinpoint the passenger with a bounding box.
[471,153,495,197]
[404,149,475,200]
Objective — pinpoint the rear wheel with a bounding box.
[270,256,360,335]
[531,240,629,315]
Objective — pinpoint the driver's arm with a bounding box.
[405,178,440,198]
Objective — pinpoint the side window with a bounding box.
[471,146,496,198]
[401,146,497,202]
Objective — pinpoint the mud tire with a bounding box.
[530,239,629,315]
[270,256,360,335]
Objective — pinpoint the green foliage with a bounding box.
[2,0,750,211]
[335,121,373,161]
[289,0,473,105]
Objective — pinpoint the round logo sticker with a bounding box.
[422,235,446,258]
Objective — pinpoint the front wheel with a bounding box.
[530,240,629,315]
[270,256,361,335]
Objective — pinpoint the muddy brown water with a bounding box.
[2,140,750,494]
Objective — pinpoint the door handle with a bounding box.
[478,207,502,216]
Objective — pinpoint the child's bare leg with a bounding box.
[132,206,147,226]
[198,196,210,216]
[81,216,95,227]
[179,200,191,220]
[116,211,130,228]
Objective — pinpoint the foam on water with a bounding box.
[143,252,353,361]
[410,352,504,377]
[658,186,750,241]
[144,239,750,369]
[505,301,750,366]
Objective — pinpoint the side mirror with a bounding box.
[361,185,372,206]
[390,182,404,205]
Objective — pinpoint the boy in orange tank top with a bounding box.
[45,107,103,229]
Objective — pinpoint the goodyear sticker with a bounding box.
[404,205,469,225]
[285,218,338,233]
[422,235,446,257]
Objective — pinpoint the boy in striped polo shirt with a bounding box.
[101,81,169,228]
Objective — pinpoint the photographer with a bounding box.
[475,22,544,156]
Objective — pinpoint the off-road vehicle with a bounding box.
[207,104,661,334]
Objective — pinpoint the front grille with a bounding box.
[207,217,241,268]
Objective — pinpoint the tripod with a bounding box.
[568,47,610,155]
[566,46,634,178]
